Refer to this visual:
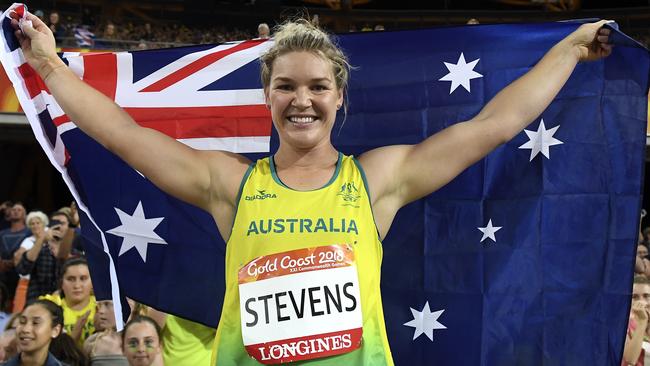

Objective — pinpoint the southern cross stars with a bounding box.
[518,119,564,161]
[478,219,502,243]
[439,52,483,94]
[106,201,167,262]
[403,301,447,341]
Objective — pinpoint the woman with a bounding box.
[122,316,163,366]
[4,299,66,366]
[12,13,612,365]
[13,212,66,304]
[623,275,650,365]
[40,258,95,348]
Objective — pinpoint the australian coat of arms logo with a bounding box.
[337,182,360,207]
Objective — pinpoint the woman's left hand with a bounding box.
[568,20,614,62]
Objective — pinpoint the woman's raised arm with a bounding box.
[360,20,613,238]
[12,13,249,216]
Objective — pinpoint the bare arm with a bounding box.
[359,21,612,238]
[624,306,648,364]
[13,14,249,214]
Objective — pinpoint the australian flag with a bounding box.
[1,3,649,365]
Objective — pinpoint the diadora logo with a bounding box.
[245,189,278,201]
[337,182,360,207]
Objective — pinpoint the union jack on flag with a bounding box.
[2,3,650,365]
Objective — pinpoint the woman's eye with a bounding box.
[312,85,327,91]
[276,84,292,90]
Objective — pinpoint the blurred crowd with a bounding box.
[0,201,214,365]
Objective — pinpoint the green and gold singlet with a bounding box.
[212,153,393,365]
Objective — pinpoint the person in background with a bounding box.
[622,274,650,366]
[122,316,163,366]
[47,11,64,43]
[257,23,270,39]
[48,332,87,366]
[0,329,17,362]
[84,330,127,366]
[0,201,12,231]
[4,299,66,366]
[40,257,96,347]
[636,242,650,277]
[14,212,68,303]
[0,203,30,306]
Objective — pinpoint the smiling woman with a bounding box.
[3,299,65,366]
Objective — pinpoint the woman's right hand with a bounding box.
[11,12,65,79]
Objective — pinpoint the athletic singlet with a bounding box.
[212,153,393,365]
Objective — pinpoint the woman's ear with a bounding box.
[264,88,271,109]
[51,324,62,339]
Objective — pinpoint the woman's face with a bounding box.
[124,322,161,366]
[265,51,343,150]
[61,264,93,305]
[94,300,116,331]
[16,304,60,354]
[28,217,44,236]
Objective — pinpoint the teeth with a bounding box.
[289,116,315,123]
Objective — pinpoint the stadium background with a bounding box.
[0,0,648,225]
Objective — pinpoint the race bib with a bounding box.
[238,244,363,364]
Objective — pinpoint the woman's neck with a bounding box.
[65,295,90,311]
[274,143,338,170]
[20,347,49,366]
[273,144,340,191]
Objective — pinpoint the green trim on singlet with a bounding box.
[352,156,382,241]
[229,162,255,236]
[269,151,343,191]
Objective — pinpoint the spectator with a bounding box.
[85,330,127,366]
[122,316,163,366]
[636,243,650,277]
[13,211,69,302]
[623,274,650,365]
[103,22,117,40]
[41,257,96,347]
[467,18,480,25]
[374,24,385,31]
[48,11,65,43]
[257,23,270,39]
[0,329,17,362]
[0,201,11,230]
[94,300,116,332]
[0,202,30,305]
[4,299,65,366]
[49,333,87,366]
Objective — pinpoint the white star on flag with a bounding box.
[518,119,563,161]
[106,201,167,262]
[403,301,447,341]
[439,52,483,94]
[478,219,502,243]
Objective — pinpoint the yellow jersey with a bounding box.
[212,153,393,365]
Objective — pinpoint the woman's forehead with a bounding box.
[271,51,334,80]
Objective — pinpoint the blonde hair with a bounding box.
[260,19,351,96]
[26,211,48,227]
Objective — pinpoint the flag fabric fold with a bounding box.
[1,3,648,364]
